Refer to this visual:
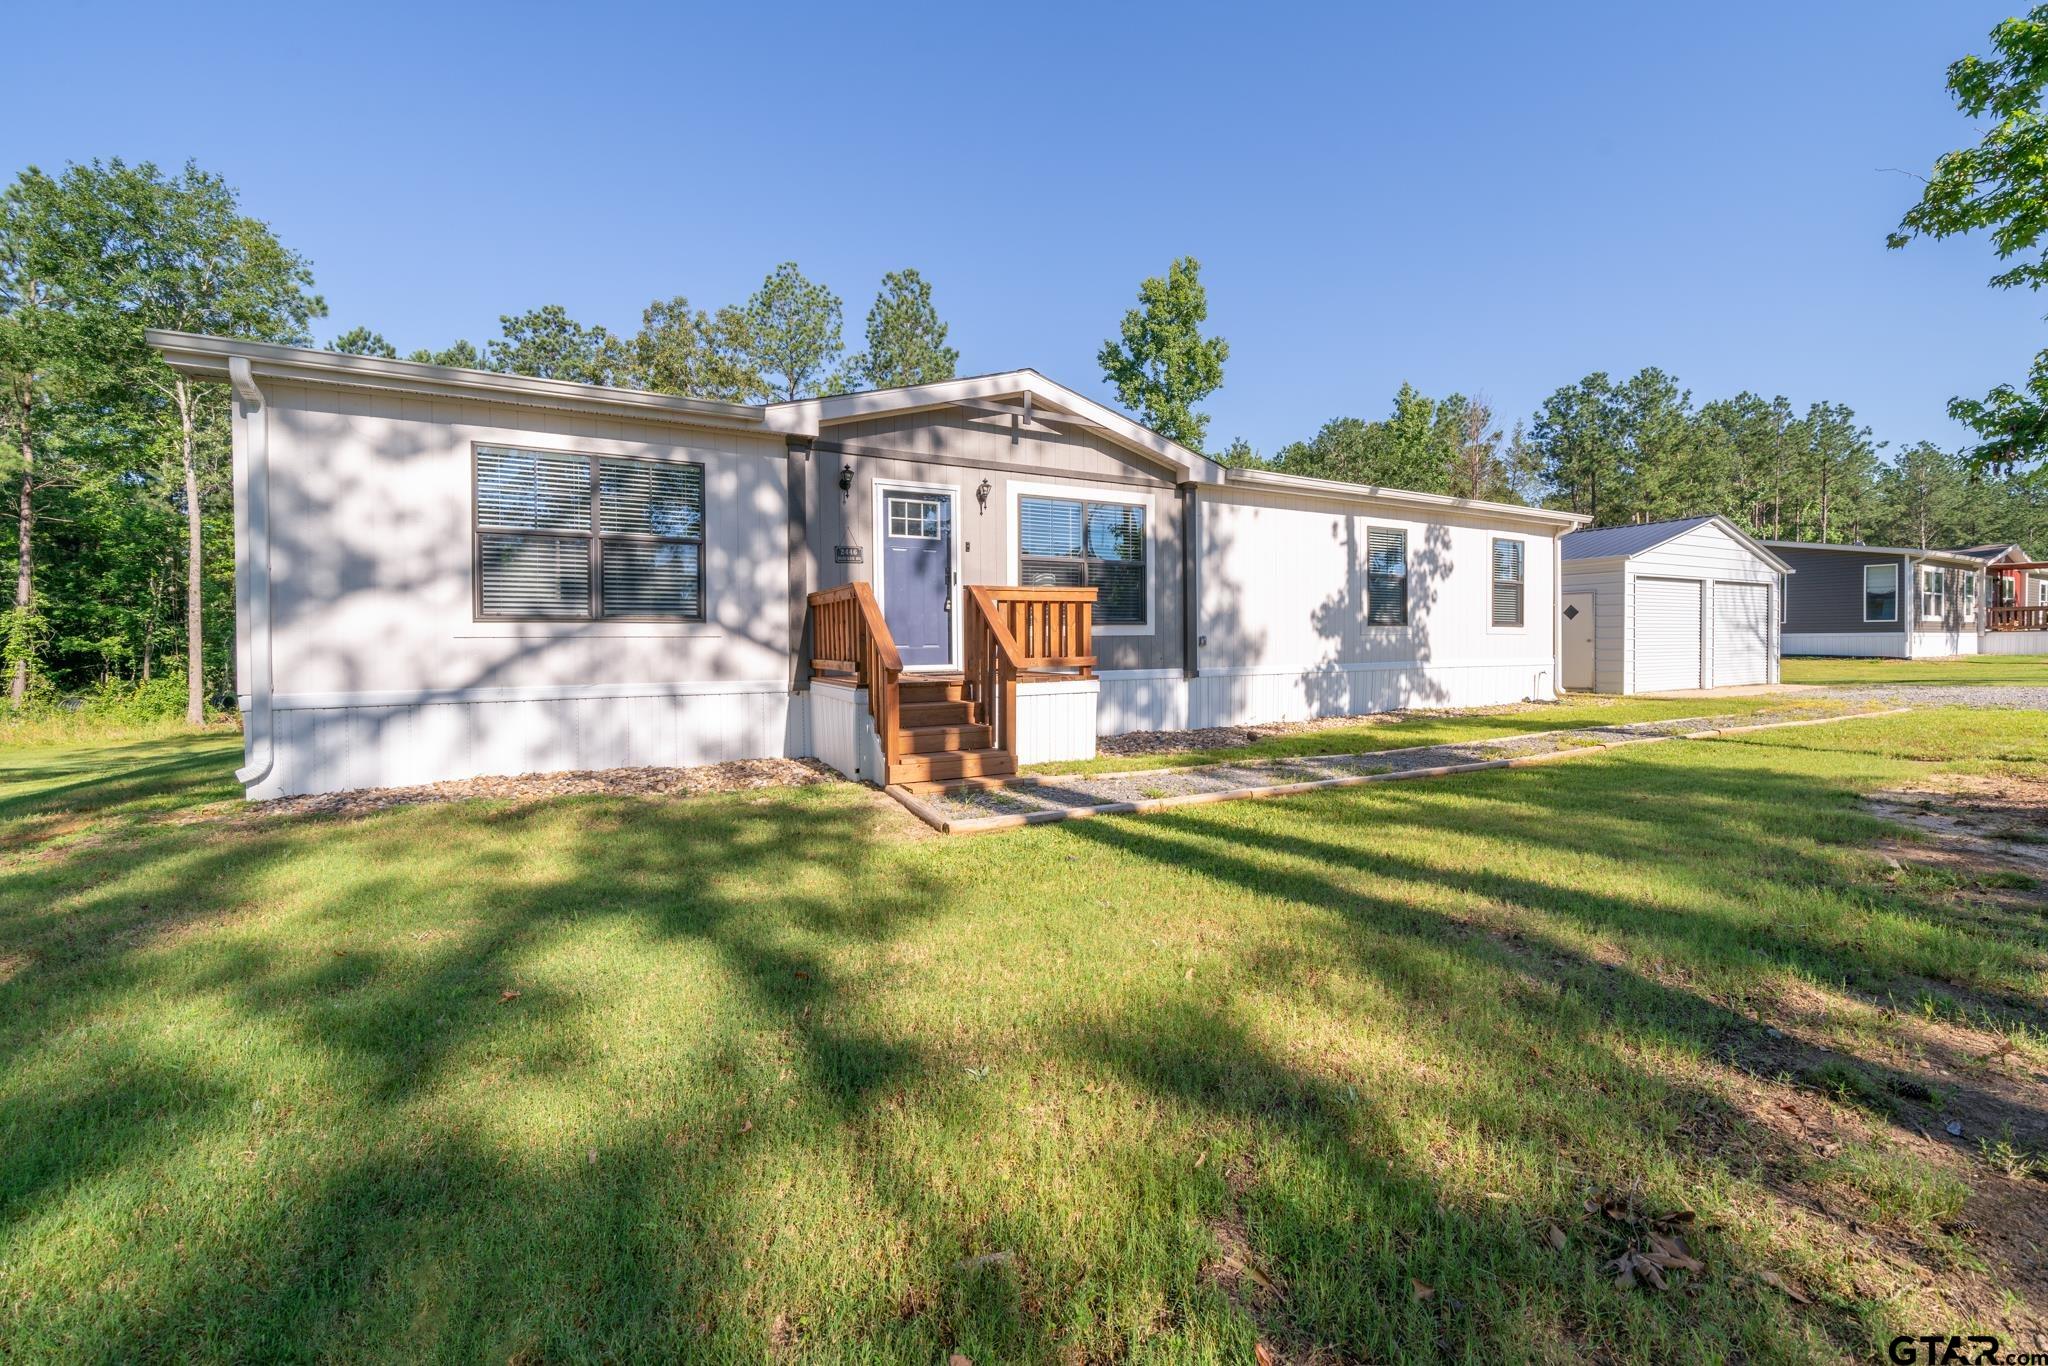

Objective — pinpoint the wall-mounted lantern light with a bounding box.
[976,478,992,511]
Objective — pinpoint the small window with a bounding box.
[1961,573,1978,622]
[1018,495,1146,626]
[1863,564,1898,622]
[2038,579,2048,606]
[475,445,704,620]
[1491,538,1524,627]
[1919,566,1945,622]
[1365,527,1408,625]
[887,496,944,540]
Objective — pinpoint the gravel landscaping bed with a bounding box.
[918,705,1882,826]
[251,757,842,818]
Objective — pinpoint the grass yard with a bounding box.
[4,711,2047,1361]
[1782,654,2048,686]
[1029,693,1836,777]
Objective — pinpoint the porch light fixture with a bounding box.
[837,465,854,493]
[976,478,991,511]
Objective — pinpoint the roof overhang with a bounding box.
[146,330,769,433]
[1218,465,1591,532]
[1763,539,1989,570]
[770,370,1222,482]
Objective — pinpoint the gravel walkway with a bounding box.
[917,704,1882,827]
[1818,684,2048,711]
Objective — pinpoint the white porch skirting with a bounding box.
[1781,632,1908,659]
[1981,630,2048,655]
[1910,629,1980,658]
[1013,680,1099,764]
[1096,659,1556,736]
[254,682,805,799]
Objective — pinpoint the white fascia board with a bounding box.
[784,370,1219,481]
[1218,466,1591,531]
[1763,537,1983,569]
[1699,516,1798,575]
[146,330,769,434]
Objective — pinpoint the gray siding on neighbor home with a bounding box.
[1778,547,1908,637]
[800,411,1188,674]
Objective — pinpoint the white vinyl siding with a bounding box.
[475,446,704,621]
[1634,578,1703,691]
[1712,582,1771,686]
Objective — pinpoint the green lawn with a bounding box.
[1029,693,1838,776]
[3,713,2046,1361]
[1782,654,2048,686]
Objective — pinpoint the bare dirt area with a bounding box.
[241,757,846,819]
[1867,774,2048,906]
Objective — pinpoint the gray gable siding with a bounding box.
[1778,547,1908,636]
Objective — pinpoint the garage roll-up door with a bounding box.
[1713,582,1771,686]
[1634,577,1702,691]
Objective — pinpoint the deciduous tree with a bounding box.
[1098,257,1228,451]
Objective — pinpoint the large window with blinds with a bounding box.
[1490,537,1525,627]
[1017,495,1146,625]
[1365,526,1408,625]
[474,446,704,620]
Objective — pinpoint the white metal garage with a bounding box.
[1559,516,1793,695]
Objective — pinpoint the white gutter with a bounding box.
[1220,465,1591,531]
[228,356,275,790]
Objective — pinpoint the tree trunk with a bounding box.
[177,378,205,725]
[9,382,31,709]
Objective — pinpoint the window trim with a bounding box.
[1918,564,1946,623]
[1363,524,1409,628]
[1961,571,1978,623]
[1861,563,1899,624]
[471,442,707,624]
[1489,536,1527,630]
[1008,480,1156,637]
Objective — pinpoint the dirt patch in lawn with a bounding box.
[1867,774,2048,888]
[238,757,846,820]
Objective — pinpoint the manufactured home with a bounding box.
[1559,517,1791,693]
[149,331,1588,799]
[1769,541,1990,658]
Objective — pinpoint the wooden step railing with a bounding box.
[1989,604,2048,631]
[964,585,1097,763]
[807,581,903,770]
[974,586,1098,676]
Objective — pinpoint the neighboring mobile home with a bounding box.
[1768,541,1988,658]
[148,331,1587,799]
[1559,517,1792,693]
[1954,544,2048,655]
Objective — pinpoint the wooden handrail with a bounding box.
[1989,603,2048,631]
[807,581,904,770]
[975,585,1097,676]
[964,586,1027,761]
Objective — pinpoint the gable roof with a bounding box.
[768,370,1221,482]
[1562,516,1793,572]
[1943,543,2032,563]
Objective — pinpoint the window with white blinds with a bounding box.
[1491,538,1525,627]
[1017,495,1146,625]
[1365,527,1408,625]
[474,446,704,619]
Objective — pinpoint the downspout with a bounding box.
[229,356,275,789]
[1550,533,1562,699]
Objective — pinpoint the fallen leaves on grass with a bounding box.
[1756,1270,1811,1304]
[1410,1278,1434,1302]
[498,989,521,1004]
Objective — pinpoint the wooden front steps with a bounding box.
[890,673,1015,791]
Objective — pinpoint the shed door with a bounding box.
[1561,592,1596,690]
[1633,577,1703,691]
[1712,582,1771,686]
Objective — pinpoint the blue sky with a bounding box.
[4,1,2036,458]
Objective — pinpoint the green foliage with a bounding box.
[329,326,396,357]
[1275,385,1526,501]
[484,305,618,385]
[613,295,763,401]
[841,268,958,391]
[1892,7,2048,473]
[742,263,844,401]
[407,339,482,369]
[1098,256,1229,451]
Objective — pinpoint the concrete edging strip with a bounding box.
[884,707,1912,836]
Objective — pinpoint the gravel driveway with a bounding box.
[1818,685,2048,710]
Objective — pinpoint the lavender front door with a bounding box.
[880,491,954,667]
